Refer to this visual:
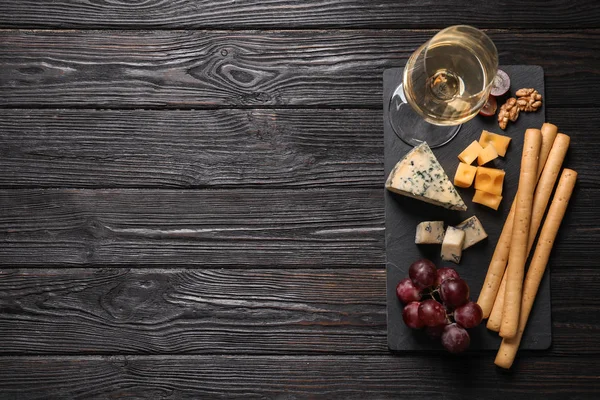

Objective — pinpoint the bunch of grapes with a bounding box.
[396,259,483,353]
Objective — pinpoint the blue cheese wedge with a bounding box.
[441,226,465,264]
[385,142,467,211]
[456,216,488,249]
[415,221,445,244]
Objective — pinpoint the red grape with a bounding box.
[479,95,497,117]
[490,69,511,97]
[396,278,422,304]
[440,278,469,309]
[409,259,437,289]
[441,323,471,354]
[435,267,460,287]
[454,301,483,329]
[425,324,447,340]
[402,302,424,329]
[418,299,447,327]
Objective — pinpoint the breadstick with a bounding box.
[477,203,515,318]
[477,123,557,318]
[499,129,542,339]
[527,133,571,252]
[487,131,568,330]
[495,169,577,369]
[486,273,506,331]
[537,124,560,180]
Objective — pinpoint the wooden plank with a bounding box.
[0,188,385,267]
[0,268,386,355]
[0,109,383,188]
[0,30,598,108]
[0,107,597,189]
[0,1,598,29]
[550,269,600,355]
[0,355,598,399]
[0,268,596,356]
[0,187,594,267]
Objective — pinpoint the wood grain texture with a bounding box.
[550,269,600,355]
[0,30,598,108]
[0,109,383,188]
[0,189,385,267]
[0,187,594,268]
[0,1,598,396]
[0,108,597,189]
[0,268,597,356]
[0,268,385,355]
[0,355,598,399]
[1,0,599,29]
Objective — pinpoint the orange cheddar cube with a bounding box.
[479,130,512,157]
[454,162,478,188]
[474,167,505,196]
[473,190,503,211]
[458,140,484,165]
[477,144,499,165]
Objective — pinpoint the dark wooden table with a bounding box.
[1,2,599,398]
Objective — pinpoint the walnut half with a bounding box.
[498,98,520,130]
[516,88,542,112]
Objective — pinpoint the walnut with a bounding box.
[498,97,520,130]
[516,88,542,112]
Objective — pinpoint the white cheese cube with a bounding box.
[415,221,445,244]
[441,227,465,264]
[456,216,488,249]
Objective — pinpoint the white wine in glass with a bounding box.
[389,25,498,147]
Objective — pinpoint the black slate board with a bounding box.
[384,66,551,352]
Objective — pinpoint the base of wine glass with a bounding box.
[388,83,461,148]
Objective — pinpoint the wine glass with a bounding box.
[388,25,498,148]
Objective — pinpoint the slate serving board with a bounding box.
[384,66,551,352]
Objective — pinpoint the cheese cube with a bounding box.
[415,221,445,244]
[454,163,477,188]
[472,190,503,210]
[479,130,511,157]
[458,140,484,165]
[477,144,499,166]
[441,226,465,264]
[474,167,505,196]
[456,216,488,249]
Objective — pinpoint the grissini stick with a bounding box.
[495,169,577,368]
[527,133,571,253]
[499,129,542,339]
[486,271,507,332]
